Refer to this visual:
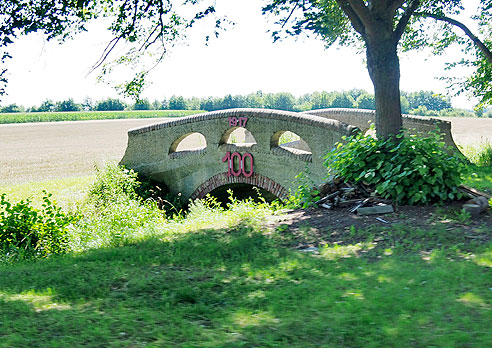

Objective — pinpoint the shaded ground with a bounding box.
[266,202,492,251]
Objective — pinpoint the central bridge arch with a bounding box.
[120,108,359,201]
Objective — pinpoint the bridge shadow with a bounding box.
[208,183,278,207]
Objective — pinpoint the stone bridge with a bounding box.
[120,108,359,201]
[120,108,459,201]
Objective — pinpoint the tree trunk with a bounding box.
[365,37,402,139]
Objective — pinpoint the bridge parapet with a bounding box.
[306,108,460,153]
[121,108,359,200]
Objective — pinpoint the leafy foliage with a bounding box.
[88,164,142,205]
[403,90,452,111]
[0,192,77,259]
[75,164,165,249]
[324,132,468,205]
[55,98,82,112]
[285,171,320,209]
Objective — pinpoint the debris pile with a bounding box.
[459,186,491,217]
[315,179,394,216]
[315,179,491,219]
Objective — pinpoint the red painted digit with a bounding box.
[230,152,242,177]
[242,153,254,177]
[228,117,238,127]
[239,117,248,127]
[222,151,232,176]
[222,152,254,177]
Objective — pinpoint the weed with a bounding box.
[462,140,492,166]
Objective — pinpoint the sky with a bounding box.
[1,0,479,109]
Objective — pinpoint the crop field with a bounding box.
[0,118,173,185]
[440,117,492,146]
[0,109,204,124]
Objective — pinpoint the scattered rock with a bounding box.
[357,204,394,215]
[463,196,489,218]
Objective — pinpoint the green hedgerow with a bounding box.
[324,132,468,205]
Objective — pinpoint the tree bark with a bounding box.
[365,36,402,139]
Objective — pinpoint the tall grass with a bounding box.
[0,110,205,124]
[461,140,492,167]
[68,164,275,253]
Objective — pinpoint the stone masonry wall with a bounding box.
[306,108,460,153]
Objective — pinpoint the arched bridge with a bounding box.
[120,108,359,201]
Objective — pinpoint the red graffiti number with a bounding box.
[222,151,254,177]
[228,117,248,127]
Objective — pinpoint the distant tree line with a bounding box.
[1,90,490,117]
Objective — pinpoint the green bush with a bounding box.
[74,164,165,250]
[0,192,77,259]
[88,163,142,206]
[324,132,468,205]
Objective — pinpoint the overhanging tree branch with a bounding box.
[334,0,366,36]
[420,12,492,64]
[394,0,420,41]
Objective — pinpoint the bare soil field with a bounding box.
[0,116,490,185]
[440,117,492,146]
[0,118,169,184]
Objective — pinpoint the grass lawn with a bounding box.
[0,176,93,209]
[1,176,492,347]
[464,165,492,195]
[1,211,492,347]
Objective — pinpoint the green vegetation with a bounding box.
[0,110,204,124]
[0,192,77,260]
[0,163,492,346]
[0,176,93,208]
[462,141,492,167]
[0,137,491,346]
[324,132,468,204]
[1,219,492,347]
[2,90,485,119]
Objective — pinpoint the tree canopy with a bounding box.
[0,0,221,99]
[262,0,492,137]
[1,0,491,137]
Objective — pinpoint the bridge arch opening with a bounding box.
[208,184,278,206]
[220,127,257,147]
[271,131,312,162]
[169,132,207,158]
[190,173,289,203]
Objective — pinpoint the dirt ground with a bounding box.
[440,117,492,146]
[1,116,491,184]
[265,201,492,250]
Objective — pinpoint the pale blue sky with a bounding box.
[1,0,478,109]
